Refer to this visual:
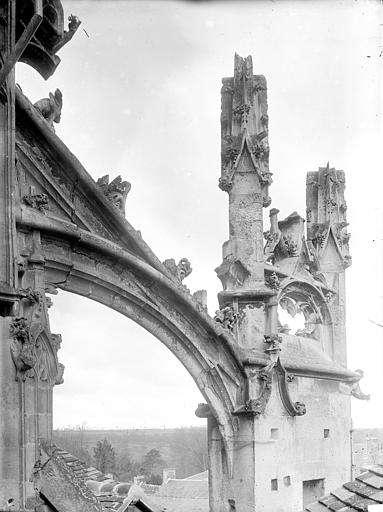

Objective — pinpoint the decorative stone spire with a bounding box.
[216,54,273,300]
[306,163,351,268]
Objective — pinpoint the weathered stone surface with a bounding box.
[0,8,365,510]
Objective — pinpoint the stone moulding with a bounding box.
[275,358,306,416]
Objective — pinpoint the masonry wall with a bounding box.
[253,374,351,512]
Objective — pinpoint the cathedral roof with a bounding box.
[306,465,383,511]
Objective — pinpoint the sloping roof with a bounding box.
[157,478,208,499]
[149,475,209,512]
[149,496,208,512]
[35,443,158,512]
[183,470,208,481]
[42,444,210,512]
[305,465,383,511]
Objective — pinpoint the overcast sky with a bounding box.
[16,0,383,429]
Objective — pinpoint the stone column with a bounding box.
[208,54,278,512]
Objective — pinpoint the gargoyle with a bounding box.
[52,15,82,53]
[34,89,63,131]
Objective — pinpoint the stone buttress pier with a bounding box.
[198,55,361,512]
[211,54,278,511]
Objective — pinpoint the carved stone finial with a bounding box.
[96,175,131,215]
[34,89,63,131]
[306,165,351,268]
[163,258,192,283]
[214,305,238,331]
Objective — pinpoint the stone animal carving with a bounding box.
[34,89,63,131]
[96,175,131,215]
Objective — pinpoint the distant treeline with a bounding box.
[53,426,207,483]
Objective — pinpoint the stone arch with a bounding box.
[28,219,244,446]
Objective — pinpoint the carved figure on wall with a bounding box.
[265,271,280,290]
[9,317,37,381]
[34,89,63,131]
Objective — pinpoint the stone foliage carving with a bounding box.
[9,317,37,381]
[23,193,49,212]
[218,175,233,193]
[96,175,131,215]
[34,89,63,131]
[163,258,192,282]
[214,306,238,331]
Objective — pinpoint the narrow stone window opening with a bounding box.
[0,301,13,317]
[270,428,279,440]
[283,476,291,486]
[271,479,278,491]
[324,429,330,438]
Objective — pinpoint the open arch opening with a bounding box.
[50,290,206,430]
[49,290,210,484]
